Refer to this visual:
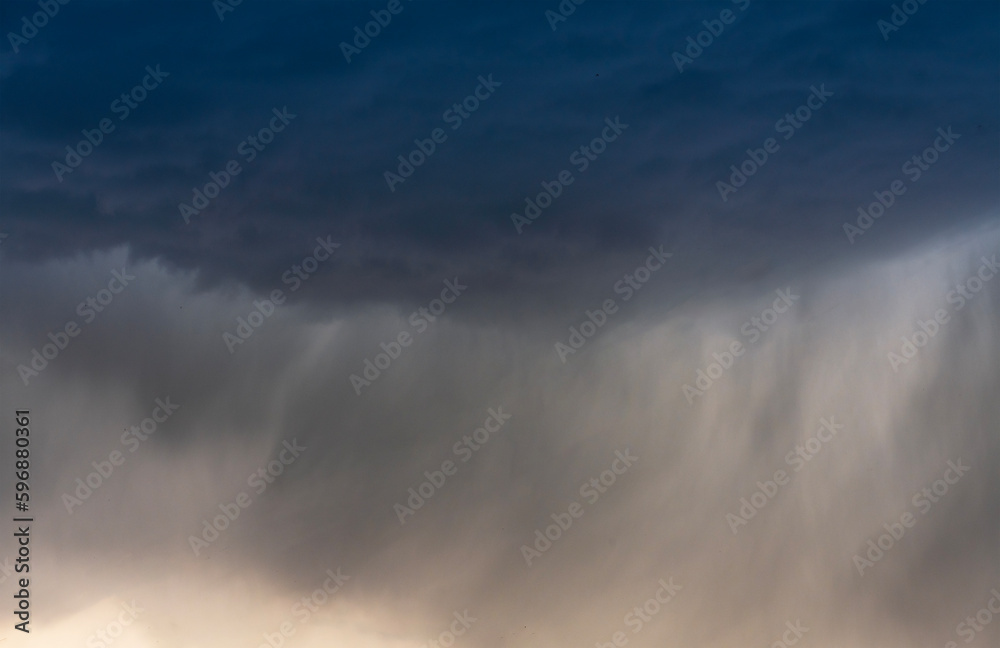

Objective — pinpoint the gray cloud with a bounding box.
[1,222,998,646]
[1,1,998,646]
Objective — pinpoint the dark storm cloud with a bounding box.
[2,223,998,646]
[0,3,998,643]
[1,0,997,307]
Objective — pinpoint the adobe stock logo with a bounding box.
[877,0,930,41]
[179,107,296,223]
[188,439,307,556]
[420,610,477,648]
[256,567,350,648]
[843,126,959,243]
[544,0,586,31]
[768,620,809,648]
[52,65,169,182]
[339,0,413,63]
[85,600,144,648]
[214,0,243,21]
[384,75,501,192]
[683,287,799,404]
[596,577,681,647]
[946,587,1000,647]
[727,417,844,535]
[222,236,339,354]
[6,0,71,54]
[887,252,996,372]
[62,397,181,514]
[16,268,138,385]
[394,406,512,524]
[520,449,637,567]
[349,278,467,394]
[554,245,672,363]
[511,117,628,234]
[671,0,751,72]
[853,458,970,576]
[716,85,833,202]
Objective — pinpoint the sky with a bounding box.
[0,1,998,646]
